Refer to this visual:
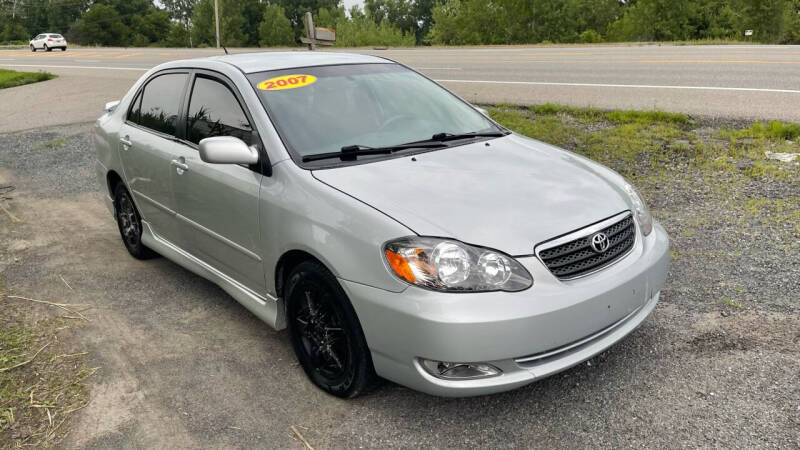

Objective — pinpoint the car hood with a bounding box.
[312,134,631,256]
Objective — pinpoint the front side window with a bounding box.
[248,64,498,165]
[135,73,187,136]
[185,76,253,145]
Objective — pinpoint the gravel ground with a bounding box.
[0,121,798,449]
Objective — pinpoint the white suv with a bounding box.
[30,33,67,52]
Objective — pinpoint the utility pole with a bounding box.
[12,0,17,19]
[214,0,220,48]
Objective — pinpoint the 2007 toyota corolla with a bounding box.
[94,52,669,398]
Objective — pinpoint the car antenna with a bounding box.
[222,46,229,55]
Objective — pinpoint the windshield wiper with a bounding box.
[429,130,509,142]
[302,142,448,163]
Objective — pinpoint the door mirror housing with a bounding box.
[198,136,259,165]
[104,100,120,113]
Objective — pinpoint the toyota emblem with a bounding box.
[590,232,610,253]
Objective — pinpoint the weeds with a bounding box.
[0,284,93,448]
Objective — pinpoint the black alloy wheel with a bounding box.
[286,261,377,398]
[113,183,158,260]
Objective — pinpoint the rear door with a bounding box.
[169,71,265,292]
[118,71,189,245]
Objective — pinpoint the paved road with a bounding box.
[2,45,800,132]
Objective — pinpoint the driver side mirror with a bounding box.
[198,136,259,165]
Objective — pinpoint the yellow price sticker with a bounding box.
[257,74,317,91]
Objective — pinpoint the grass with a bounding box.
[32,138,68,152]
[488,103,799,184]
[0,69,56,90]
[0,280,93,448]
[721,297,745,309]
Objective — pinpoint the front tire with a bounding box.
[44,44,50,52]
[30,44,35,52]
[113,183,158,260]
[286,261,378,398]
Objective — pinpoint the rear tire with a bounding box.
[62,47,67,51]
[113,183,158,260]
[285,261,378,398]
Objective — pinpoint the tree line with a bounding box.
[1,0,799,47]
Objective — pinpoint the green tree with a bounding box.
[191,0,247,46]
[607,0,695,41]
[335,15,415,46]
[316,6,346,27]
[782,0,800,43]
[130,8,171,45]
[68,3,130,45]
[428,0,510,45]
[164,21,191,46]
[95,0,153,27]
[259,3,295,46]
[44,0,92,35]
[1,20,28,42]
[741,0,789,43]
[274,0,341,37]
[162,0,199,45]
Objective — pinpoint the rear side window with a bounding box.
[131,73,187,136]
[185,76,253,145]
[50,34,63,38]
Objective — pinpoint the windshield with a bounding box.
[247,63,498,165]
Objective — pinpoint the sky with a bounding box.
[342,0,365,10]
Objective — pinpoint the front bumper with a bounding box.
[341,222,670,397]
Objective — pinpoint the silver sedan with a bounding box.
[94,52,669,397]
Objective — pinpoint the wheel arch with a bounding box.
[106,170,124,197]
[275,249,326,300]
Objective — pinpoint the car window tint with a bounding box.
[137,73,187,136]
[186,77,253,145]
[50,34,62,38]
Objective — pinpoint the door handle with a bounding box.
[120,136,132,150]
[170,159,189,174]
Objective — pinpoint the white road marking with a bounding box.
[1,62,797,94]
[0,58,16,61]
[434,79,800,94]
[0,63,148,71]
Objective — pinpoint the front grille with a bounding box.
[538,214,635,279]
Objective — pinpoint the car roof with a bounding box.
[203,51,392,74]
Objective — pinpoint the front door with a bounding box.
[170,73,265,292]
[118,71,189,245]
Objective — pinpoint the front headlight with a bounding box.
[624,183,653,236]
[383,237,533,292]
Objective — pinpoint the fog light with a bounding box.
[420,359,502,380]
